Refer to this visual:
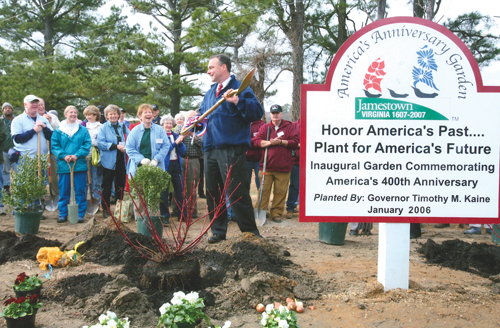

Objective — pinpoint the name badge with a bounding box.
[156,139,163,144]
[119,142,125,146]
[277,131,284,138]
[253,132,258,137]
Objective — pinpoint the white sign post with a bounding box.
[300,17,500,290]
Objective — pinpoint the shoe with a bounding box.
[434,223,450,228]
[486,228,493,235]
[161,216,169,224]
[286,211,294,219]
[208,234,226,244]
[78,217,84,223]
[199,194,206,199]
[410,233,419,239]
[272,216,282,223]
[349,229,358,236]
[40,215,47,220]
[103,211,110,219]
[57,216,67,223]
[464,227,481,235]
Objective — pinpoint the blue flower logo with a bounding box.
[412,45,439,92]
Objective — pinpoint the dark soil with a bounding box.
[0,231,61,265]
[418,238,500,277]
[44,273,114,302]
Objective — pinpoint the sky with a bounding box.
[106,0,500,111]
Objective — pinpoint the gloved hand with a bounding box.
[150,159,159,167]
[86,154,92,161]
[140,158,151,166]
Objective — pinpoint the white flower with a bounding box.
[105,319,117,328]
[122,318,130,328]
[159,302,171,315]
[261,318,267,326]
[98,314,108,324]
[106,311,117,319]
[278,320,289,328]
[222,321,231,328]
[278,305,286,313]
[262,312,269,320]
[265,304,274,314]
[171,291,186,305]
[185,291,199,303]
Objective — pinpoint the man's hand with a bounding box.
[33,121,46,133]
[175,134,185,143]
[223,89,239,105]
[150,159,159,167]
[140,158,151,166]
[43,114,52,122]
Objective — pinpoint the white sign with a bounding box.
[301,17,500,223]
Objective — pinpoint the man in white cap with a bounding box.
[11,95,53,159]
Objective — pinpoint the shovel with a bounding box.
[85,159,99,215]
[254,126,271,226]
[67,161,79,224]
[45,140,58,212]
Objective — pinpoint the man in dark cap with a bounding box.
[152,104,161,125]
[254,104,299,223]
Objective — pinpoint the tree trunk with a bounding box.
[425,0,435,20]
[338,0,348,44]
[377,0,386,20]
[289,0,304,121]
[170,11,183,117]
[413,0,424,18]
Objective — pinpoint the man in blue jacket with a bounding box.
[200,54,263,243]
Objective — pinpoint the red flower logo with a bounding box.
[367,58,386,76]
[363,58,386,93]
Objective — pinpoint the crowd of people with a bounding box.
[0,54,303,243]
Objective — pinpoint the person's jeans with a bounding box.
[286,164,299,212]
[247,160,260,190]
[88,164,103,202]
[3,151,17,185]
[0,163,4,207]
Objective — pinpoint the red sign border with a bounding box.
[299,16,500,223]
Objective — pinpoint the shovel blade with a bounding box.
[254,208,266,226]
[68,204,79,224]
[86,198,100,215]
[45,196,58,212]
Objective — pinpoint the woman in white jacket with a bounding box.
[83,105,103,207]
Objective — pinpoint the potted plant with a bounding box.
[2,153,48,234]
[129,165,170,237]
[13,272,43,298]
[158,291,231,328]
[259,304,299,328]
[0,295,42,328]
[83,311,130,328]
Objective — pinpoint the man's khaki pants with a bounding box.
[257,170,291,219]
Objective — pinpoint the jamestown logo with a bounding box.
[357,45,447,120]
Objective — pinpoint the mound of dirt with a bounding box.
[0,231,61,265]
[41,221,331,323]
[418,238,500,277]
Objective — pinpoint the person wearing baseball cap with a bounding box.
[11,95,53,159]
[254,104,299,223]
[152,104,161,125]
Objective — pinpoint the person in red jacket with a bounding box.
[246,119,265,190]
[254,104,299,222]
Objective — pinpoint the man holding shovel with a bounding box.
[198,54,264,244]
[254,104,299,223]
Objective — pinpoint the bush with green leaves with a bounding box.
[129,165,171,216]
[3,153,48,212]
